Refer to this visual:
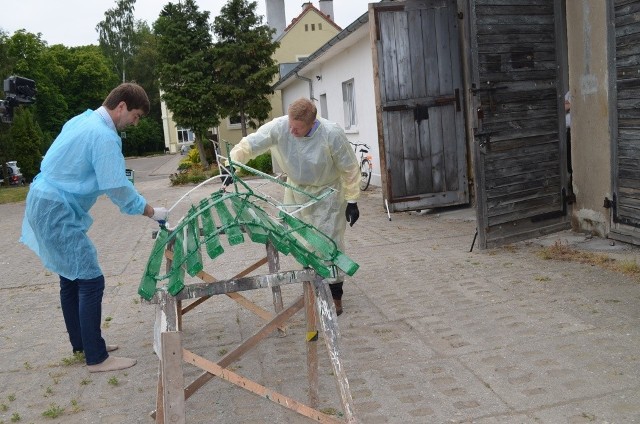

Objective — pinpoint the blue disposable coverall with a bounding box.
[20,107,147,280]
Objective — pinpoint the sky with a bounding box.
[2,0,374,47]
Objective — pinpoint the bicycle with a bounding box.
[350,142,373,191]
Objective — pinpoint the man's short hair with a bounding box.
[288,98,316,124]
[103,83,150,115]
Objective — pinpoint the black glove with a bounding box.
[220,167,233,187]
[345,202,359,227]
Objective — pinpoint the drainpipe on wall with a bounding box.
[295,72,315,100]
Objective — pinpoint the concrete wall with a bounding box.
[566,0,612,236]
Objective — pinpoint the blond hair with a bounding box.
[287,98,316,124]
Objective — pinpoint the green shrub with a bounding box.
[245,152,273,175]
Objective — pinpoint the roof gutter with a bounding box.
[295,72,315,100]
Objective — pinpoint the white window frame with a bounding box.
[177,127,195,142]
[227,115,243,130]
[342,79,357,131]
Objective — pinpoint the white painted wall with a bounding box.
[279,23,382,187]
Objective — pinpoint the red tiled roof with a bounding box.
[284,2,342,33]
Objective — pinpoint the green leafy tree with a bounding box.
[4,31,69,146]
[0,30,14,79]
[154,0,220,168]
[49,45,119,116]
[97,0,136,83]
[212,0,279,136]
[128,22,161,124]
[122,117,163,156]
[8,106,43,181]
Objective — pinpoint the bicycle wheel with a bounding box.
[360,158,372,191]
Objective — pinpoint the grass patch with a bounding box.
[42,403,64,419]
[0,186,28,204]
[537,241,640,281]
[61,352,85,366]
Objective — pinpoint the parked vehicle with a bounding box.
[0,161,26,186]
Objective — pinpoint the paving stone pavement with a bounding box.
[1,153,640,423]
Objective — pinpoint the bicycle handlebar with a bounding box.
[349,141,370,149]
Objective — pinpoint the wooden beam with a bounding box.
[183,295,305,399]
[304,281,319,407]
[160,332,185,424]
[314,278,357,422]
[183,349,344,424]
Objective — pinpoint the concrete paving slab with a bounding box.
[1,153,640,423]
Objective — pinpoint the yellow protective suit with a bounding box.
[229,116,360,253]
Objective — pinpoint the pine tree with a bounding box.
[213,0,279,137]
[154,0,220,168]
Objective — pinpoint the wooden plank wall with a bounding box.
[474,0,563,228]
[614,0,640,228]
[377,2,463,200]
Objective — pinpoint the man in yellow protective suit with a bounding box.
[225,98,360,315]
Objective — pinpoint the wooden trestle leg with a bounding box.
[151,264,357,422]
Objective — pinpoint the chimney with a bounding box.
[266,0,286,40]
[319,0,334,21]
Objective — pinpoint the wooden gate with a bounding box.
[469,0,571,248]
[609,0,640,244]
[370,0,468,212]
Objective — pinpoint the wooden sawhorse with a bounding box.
[149,244,357,423]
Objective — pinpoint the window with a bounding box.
[342,79,357,130]
[227,115,242,130]
[177,127,195,142]
[311,24,315,31]
[319,94,328,119]
[305,24,308,31]
[319,23,323,30]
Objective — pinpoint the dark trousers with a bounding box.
[59,275,108,365]
[330,282,343,300]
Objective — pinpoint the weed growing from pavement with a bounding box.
[10,412,20,422]
[80,378,91,386]
[108,376,119,386]
[42,403,64,418]
[320,408,338,416]
[103,316,112,328]
[537,241,640,281]
[61,352,85,366]
[7,395,15,402]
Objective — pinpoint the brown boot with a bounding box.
[333,299,343,316]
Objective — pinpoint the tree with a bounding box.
[97,0,136,83]
[212,0,279,137]
[8,106,43,181]
[49,45,120,116]
[128,22,161,124]
[154,0,220,168]
[122,117,163,156]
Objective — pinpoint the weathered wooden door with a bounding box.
[470,0,571,248]
[610,0,640,244]
[370,0,468,212]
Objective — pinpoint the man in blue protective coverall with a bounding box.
[20,83,168,372]
[225,98,360,316]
